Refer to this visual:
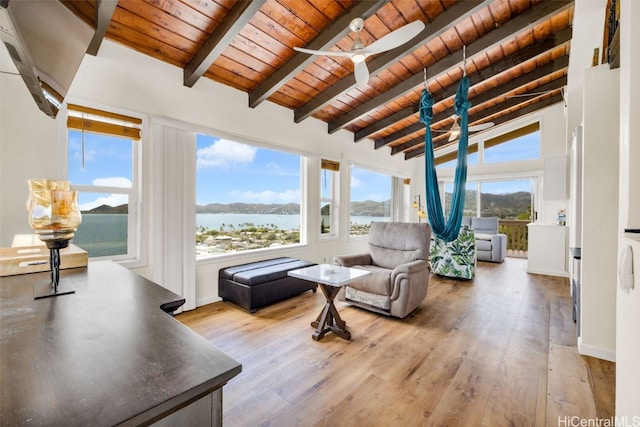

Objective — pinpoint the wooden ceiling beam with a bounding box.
[86,0,118,56]
[358,27,571,144]
[248,0,387,108]
[326,0,574,135]
[293,0,492,123]
[378,44,571,149]
[391,75,568,155]
[184,0,266,88]
[403,92,565,160]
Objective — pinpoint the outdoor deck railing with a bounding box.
[498,220,529,257]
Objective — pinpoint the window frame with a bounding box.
[63,102,146,267]
[319,158,340,240]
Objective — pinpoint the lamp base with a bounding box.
[33,278,75,299]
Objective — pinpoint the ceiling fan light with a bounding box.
[352,53,366,64]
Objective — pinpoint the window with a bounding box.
[436,147,478,169]
[445,179,534,220]
[320,159,339,238]
[436,122,539,168]
[484,123,540,164]
[195,134,303,257]
[66,104,142,260]
[350,165,392,236]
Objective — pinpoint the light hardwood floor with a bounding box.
[177,258,614,427]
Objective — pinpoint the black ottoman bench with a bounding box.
[219,257,317,313]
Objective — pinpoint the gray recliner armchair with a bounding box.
[333,222,432,318]
[462,216,507,263]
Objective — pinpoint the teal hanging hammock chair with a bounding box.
[419,75,471,242]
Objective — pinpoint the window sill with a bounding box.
[196,242,309,265]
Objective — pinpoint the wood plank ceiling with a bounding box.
[63,0,574,161]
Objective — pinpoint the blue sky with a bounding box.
[196,135,301,205]
[68,130,132,210]
[350,166,392,202]
[196,135,393,205]
[68,130,537,209]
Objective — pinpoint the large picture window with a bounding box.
[444,179,534,220]
[195,134,302,257]
[66,104,142,260]
[350,165,392,236]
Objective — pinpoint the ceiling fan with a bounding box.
[433,115,495,142]
[293,18,425,87]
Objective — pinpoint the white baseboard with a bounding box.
[195,295,222,309]
[577,337,616,362]
[527,268,569,278]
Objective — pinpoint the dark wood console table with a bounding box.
[0,261,241,426]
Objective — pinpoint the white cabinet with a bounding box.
[527,223,568,277]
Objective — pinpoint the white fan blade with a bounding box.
[293,46,353,58]
[468,122,495,132]
[446,120,460,141]
[448,121,494,142]
[354,60,370,87]
[363,20,425,55]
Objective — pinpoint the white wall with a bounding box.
[0,48,64,244]
[565,0,608,143]
[579,65,619,361]
[617,0,640,418]
[0,40,422,307]
[565,0,608,250]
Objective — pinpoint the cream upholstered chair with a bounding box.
[333,222,431,318]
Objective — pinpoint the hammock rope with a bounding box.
[419,75,471,242]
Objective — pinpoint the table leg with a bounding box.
[312,284,351,341]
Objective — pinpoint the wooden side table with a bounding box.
[288,264,371,341]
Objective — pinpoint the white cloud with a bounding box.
[92,177,131,187]
[197,139,256,169]
[351,176,362,187]
[79,193,128,211]
[230,189,300,204]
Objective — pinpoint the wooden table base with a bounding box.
[311,284,350,341]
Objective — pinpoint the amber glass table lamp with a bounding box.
[27,179,82,299]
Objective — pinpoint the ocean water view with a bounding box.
[73,214,128,257]
[198,213,301,231]
[197,213,389,231]
[73,213,389,258]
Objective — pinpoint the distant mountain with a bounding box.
[198,201,391,217]
[87,192,530,219]
[197,202,300,215]
[83,204,128,214]
[350,200,390,216]
[445,190,532,219]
